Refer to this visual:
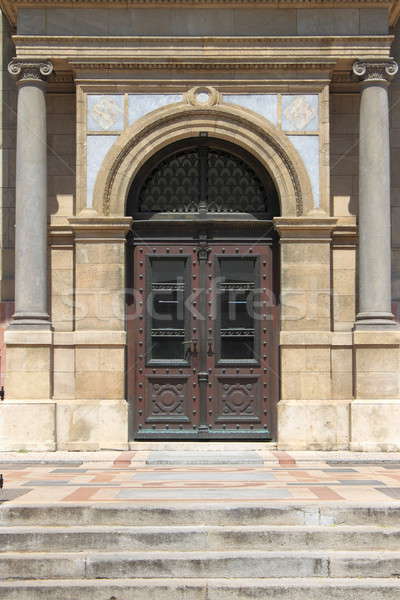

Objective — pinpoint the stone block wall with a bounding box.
[16,7,389,37]
[330,94,359,220]
[391,20,400,321]
[0,12,16,386]
[48,92,75,334]
[0,12,15,305]
[330,92,358,332]
[48,93,76,224]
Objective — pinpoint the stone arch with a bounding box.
[92,101,314,217]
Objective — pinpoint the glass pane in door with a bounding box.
[218,258,256,360]
[150,258,186,360]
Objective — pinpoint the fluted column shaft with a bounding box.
[8,59,53,329]
[353,60,399,330]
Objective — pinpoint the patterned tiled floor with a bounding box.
[1,448,400,504]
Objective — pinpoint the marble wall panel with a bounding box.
[282,95,319,132]
[86,135,118,208]
[223,94,278,126]
[87,95,124,132]
[288,135,320,208]
[128,94,182,125]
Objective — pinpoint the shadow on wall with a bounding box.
[0,301,14,388]
[330,93,360,218]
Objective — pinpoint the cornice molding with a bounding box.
[273,216,338,240]
[1,0,399,26]
[13,35,393,69]
[13,34,393,60]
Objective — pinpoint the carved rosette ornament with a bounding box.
[8,59,54,84]
[185,86,220,107]
[352,60,399,84]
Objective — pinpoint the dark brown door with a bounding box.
[129,237,277,440]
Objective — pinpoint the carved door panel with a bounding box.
[131,241,276,439]
[205,243,274,438]
[131,244,201,438]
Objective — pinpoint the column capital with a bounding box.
[8,58,53,84]
[352,59,398,84]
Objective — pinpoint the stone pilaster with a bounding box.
[273,217,351,450]
[7,58,53,329]
[54,216,132,451]
[353,59,399,330]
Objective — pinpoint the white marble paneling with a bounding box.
[223,94,278,126]
[128,94,182,125]
[86,135,118,208]
[87,95,124,132]
[288,135,320,208]
[282,95,319,132]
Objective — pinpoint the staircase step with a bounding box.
[2,550,400,579]
[145,451,264,465]
[1,525,400,552]
[2,503,400,527]
[0,578,400,600]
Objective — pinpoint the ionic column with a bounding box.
[8,59,53,329]
[353,59,399,330]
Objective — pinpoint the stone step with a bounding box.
[2,503,400,527]
[1,524,400,552]
[2,550,400,579]
[145,451,265,465]
[1,578,400,600]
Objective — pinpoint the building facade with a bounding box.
[0,0,399,451]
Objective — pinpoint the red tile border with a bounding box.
[113,451,136,467]
[310,486,344,500]
[273,451,297,466]
[62,487,102,502]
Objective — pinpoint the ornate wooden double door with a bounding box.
[129,234,278,440]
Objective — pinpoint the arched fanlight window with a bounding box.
[127,137,280,218]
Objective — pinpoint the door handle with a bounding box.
[182,339,198,354]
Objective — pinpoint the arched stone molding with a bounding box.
[92,100,314,218]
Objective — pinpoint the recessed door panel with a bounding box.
[131,244,200,438]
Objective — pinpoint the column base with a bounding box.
[354,311,399,330]
[56,399,128,451]
[0,401,56,451]
[277,400,350,450]
[8,312,52,330]
[350,400,400,452]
